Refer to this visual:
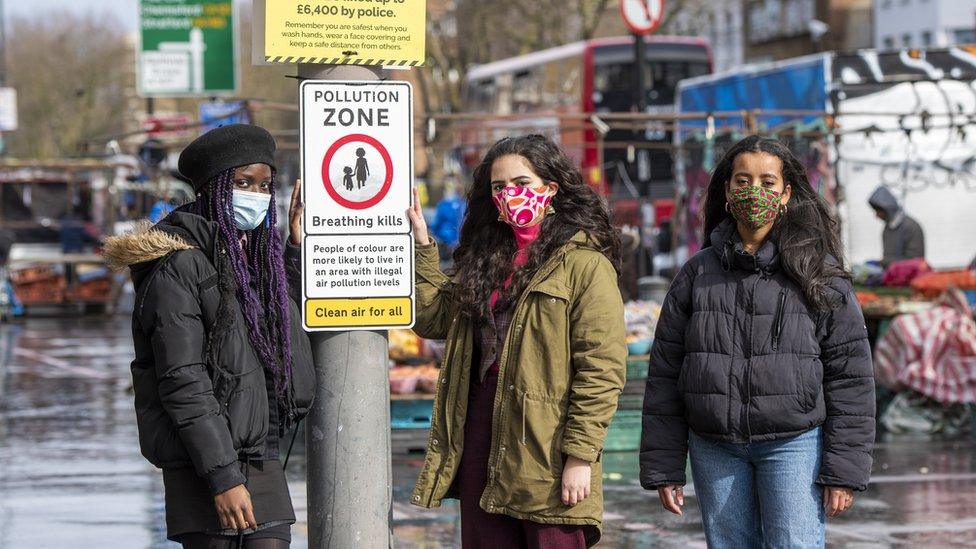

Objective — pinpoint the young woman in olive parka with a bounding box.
[407,135,627,548]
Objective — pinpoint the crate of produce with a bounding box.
[627,339,653,356]
[13,278,66,304]
[9,264,63,285]
[390,366,420,394]
[391,397,434,429]
[390,329,424,361]
[68,277,113,302]
[604,409,642,452]
[626,357,649,380]
[391,363,441,395]
[415,364,440,394]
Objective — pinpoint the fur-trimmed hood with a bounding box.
[102,209,219,284]
[102,221,194,270]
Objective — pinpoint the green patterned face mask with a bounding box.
[727,186,783,230]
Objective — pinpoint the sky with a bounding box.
[7,0,138,29]
[5,0,248,31]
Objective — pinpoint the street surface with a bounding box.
[2,316,976,547]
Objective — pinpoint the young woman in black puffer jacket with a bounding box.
[105,125,315,548]
[640,136,875,548]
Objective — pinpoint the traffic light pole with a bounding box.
[297,63,393,549]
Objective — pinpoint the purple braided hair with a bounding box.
[204,168,293,406]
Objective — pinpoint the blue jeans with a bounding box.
[689,427,825,549]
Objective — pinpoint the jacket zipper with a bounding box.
[771,290,786,351]
[744,276,761,440]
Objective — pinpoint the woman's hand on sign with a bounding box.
[289,179,304,246]
[407,187,431,246]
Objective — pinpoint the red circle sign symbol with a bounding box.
[321,133,394,210]
[620,0,664,35]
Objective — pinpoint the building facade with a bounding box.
[665,1,745,73]
[875,0,976,50]
[744,0,873,62]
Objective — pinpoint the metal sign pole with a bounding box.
[298,63,393,549]
[634,33,648,115]
[633,31,648,185]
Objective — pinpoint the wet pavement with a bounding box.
[3,316,976,547]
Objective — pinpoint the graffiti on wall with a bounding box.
[831,46,976,267]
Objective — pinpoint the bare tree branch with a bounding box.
[7,11,129,157]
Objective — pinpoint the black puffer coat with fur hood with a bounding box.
[104,211,315,496]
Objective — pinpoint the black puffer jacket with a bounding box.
[104,211,315,495]
[640,219,875,491]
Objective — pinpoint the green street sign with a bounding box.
[139,0,238,97]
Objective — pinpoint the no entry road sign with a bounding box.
[300,80,415,331]
[620,0,664,35]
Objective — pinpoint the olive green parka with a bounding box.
[410,233,626,545]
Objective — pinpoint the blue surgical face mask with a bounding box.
[232,190,271,230]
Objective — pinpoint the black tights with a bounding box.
[180,533,289,549]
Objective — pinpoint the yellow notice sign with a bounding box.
[263,1,426,66]
[305,297,412,328]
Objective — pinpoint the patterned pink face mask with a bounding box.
[492,185,555,227]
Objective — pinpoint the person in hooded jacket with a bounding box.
[428,179,466,265]
[640,136,875,548]
[104,124,315,548]
[867,185,925,267]
[407,135,627,548]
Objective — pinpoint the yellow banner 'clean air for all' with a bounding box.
[305,298,412,328]
[264,1,426,67]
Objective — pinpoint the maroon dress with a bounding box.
[456,223,587,548]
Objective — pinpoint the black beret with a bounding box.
[178,124,277,190]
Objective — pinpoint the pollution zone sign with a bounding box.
[300,80,414,331]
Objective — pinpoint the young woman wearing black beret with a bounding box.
[105,124,315,548]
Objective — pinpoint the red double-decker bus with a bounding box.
[460,35,712,198]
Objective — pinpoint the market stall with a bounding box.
[854,260,976,435]
[0,159,138,314]
[388,329,439,455]
[8,258,121,313]
[606,300,660,452]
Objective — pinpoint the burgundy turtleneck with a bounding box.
[489,222,542,310]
